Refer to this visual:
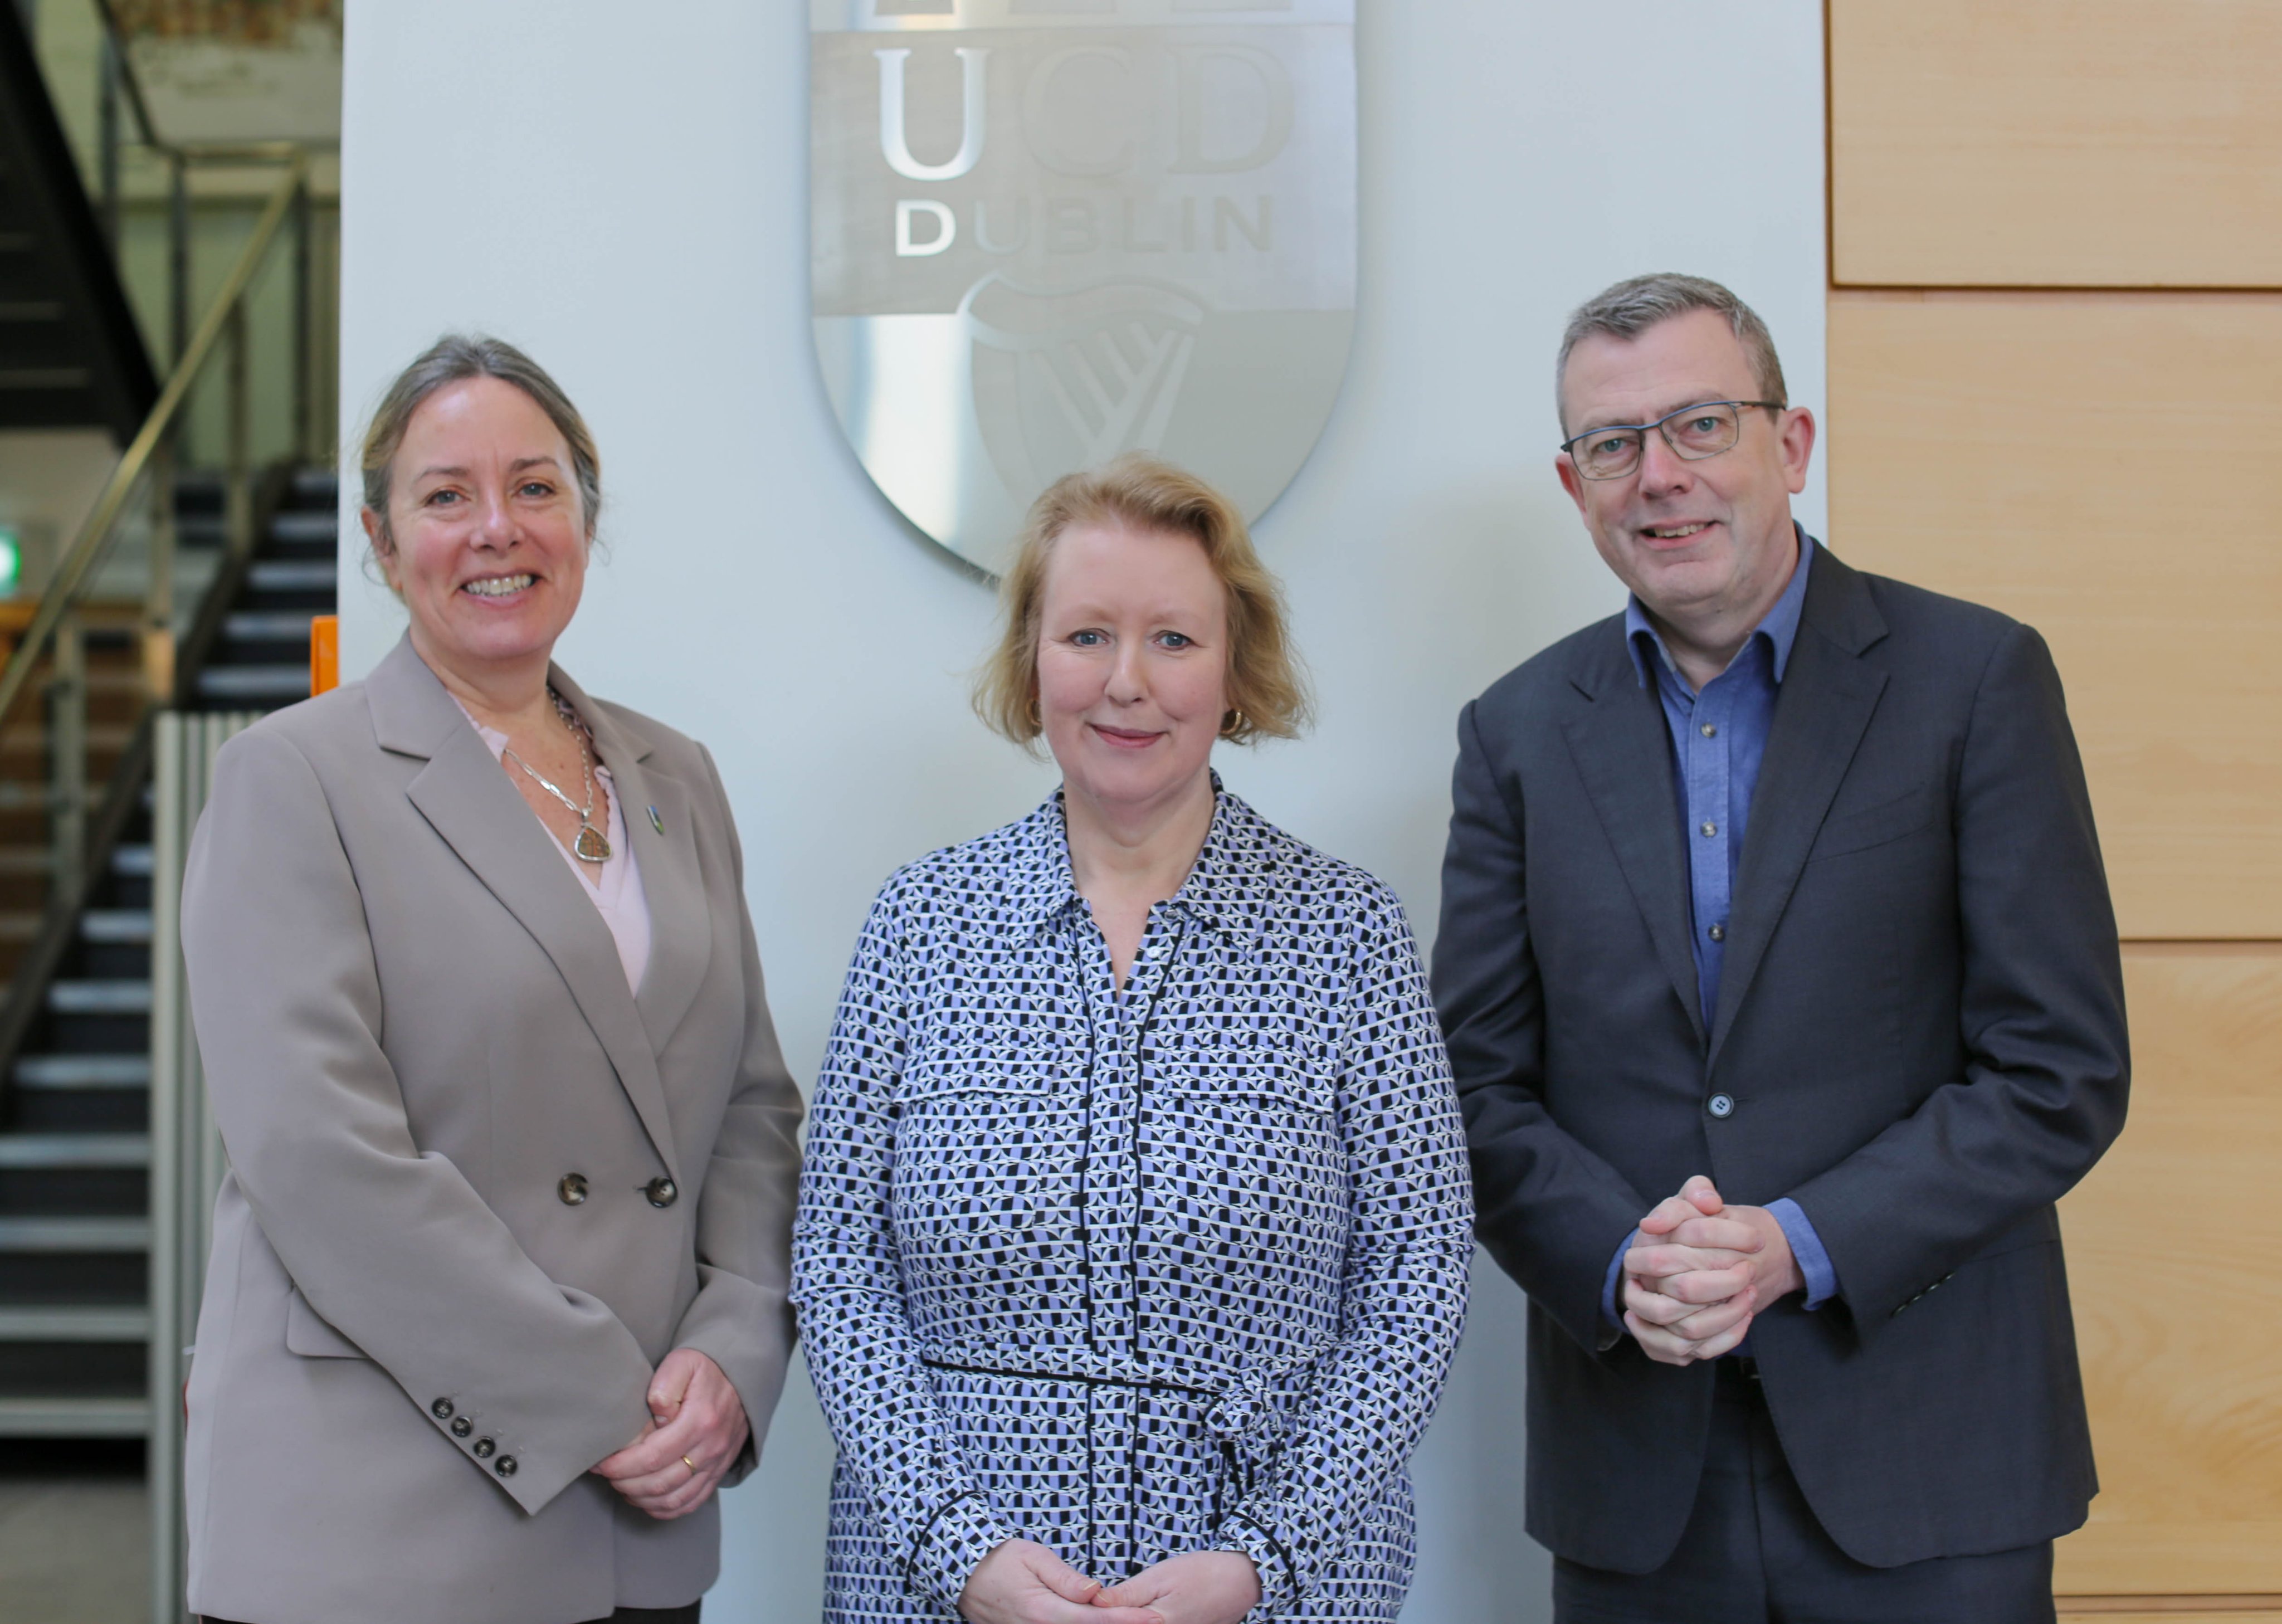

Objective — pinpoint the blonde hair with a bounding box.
[975,453,1311,749]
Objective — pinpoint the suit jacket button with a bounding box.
[1707,1094,1735,1119]
[431,1398,454,1420]
[472,1437,496,1459]
[558,1173,589,1206]
[451,1417,472,1438]
[495,1456,518,1477]
[646,1177,679,1209]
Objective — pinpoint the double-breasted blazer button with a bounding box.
[495,1456,518,1477]
[645,1177,679,1209]
[450,1416,472,1438]
[1707,1093,1735,1119]
[558,1173,589,1206]
[431,1398,454,1420]
[472,1437,496,1460]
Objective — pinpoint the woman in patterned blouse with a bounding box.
[793,455,1473,1624]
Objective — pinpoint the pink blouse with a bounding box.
[453,699,652,993]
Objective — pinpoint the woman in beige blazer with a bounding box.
[179,335,803,1624]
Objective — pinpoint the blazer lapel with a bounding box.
[549,667,715,1054]
[368,638,683,1185]
[1707,549,1891,1070]
[1559,624,1706,1047]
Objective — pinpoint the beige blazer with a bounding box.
[179,636,804,1624]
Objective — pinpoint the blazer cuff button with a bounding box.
[431,1398,454,1420]
[472,1437,496,1460]
[645,1177,679,1208]
[451,1417,472,1438]
[494,1456,518,1477]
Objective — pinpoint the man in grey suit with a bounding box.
[1432,273,2129,1621]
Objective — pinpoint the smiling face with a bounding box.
[1035,519,1230,822]
[1556,308,1815,641]
[363,375,589,687]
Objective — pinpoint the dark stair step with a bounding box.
[197,666,310,704]
[14,1056,149,1089]
[0,1304,147,1340]
[0,1396,148,1437]
[265,510,339,557]
[0,1213,150,1250]
[234,558,337,615]
[0,1215,149,1305]
[0,1339,143,1398]
[0,1134,150,1220]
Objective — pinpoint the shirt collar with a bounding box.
[1008,769,1273,945]
[1625,525,1816,691]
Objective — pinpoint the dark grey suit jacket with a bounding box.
[1432,543,2129,1572]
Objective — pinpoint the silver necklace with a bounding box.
[502,688,610,864]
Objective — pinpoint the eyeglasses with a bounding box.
[1559,400,1786,481]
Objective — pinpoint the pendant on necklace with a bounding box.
[575,825,612,864]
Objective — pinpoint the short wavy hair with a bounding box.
[974,454,1311,750]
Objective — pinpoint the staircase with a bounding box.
[0,474,337,1438]
[0,0,159,441]
[0,0,337,1456]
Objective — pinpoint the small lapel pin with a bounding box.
[647,806,664,836]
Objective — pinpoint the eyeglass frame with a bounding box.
[1558,399,1789,480]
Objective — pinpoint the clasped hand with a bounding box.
[591,1347,749,1520]
[1621,1174,1803,1366]
[959,1539,1260,1624]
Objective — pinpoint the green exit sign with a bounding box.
[0,529,19,598]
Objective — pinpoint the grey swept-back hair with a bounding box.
[1554,273,1788,435]
[359,334,603,554]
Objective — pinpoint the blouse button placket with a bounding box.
[1080,902,1183,1577]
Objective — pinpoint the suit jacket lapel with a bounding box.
[1707,549,1891,1070]
[367,637,684,1185]
[1560,625,1706,1047]
[549,666,715,1055]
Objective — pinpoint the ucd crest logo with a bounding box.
[812,0,1357,576]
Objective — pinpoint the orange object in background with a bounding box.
[310,615,339,696]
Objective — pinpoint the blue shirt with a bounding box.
[1601,532,1837,1329]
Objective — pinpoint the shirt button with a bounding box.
[646,1177,679,1209]
[1708,1094,1735,1119]
[1708,924,1725,942]
[1700,822,1718,838]
[558,1174,589,1206]
[1700,723,1717,738]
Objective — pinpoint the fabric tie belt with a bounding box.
[920,1349,1327,1514]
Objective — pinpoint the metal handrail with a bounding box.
[0,152,306,737]
[77,0,332,365]
[0,145,318,1122]
[87,0,166,158]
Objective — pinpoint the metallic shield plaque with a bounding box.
[812,0,1357,576]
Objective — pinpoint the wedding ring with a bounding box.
[683,1455,698,1475]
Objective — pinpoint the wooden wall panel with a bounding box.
[1831,1,2282,288]
[2052,945,2282,1597]
[2059,1613,2281,1622]
[1826,290,2282,939]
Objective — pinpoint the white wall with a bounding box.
[339,4,1825,1618]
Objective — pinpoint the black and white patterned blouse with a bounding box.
[793,782,1472,1622]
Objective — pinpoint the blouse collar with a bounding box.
[1008,769,1279,947]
